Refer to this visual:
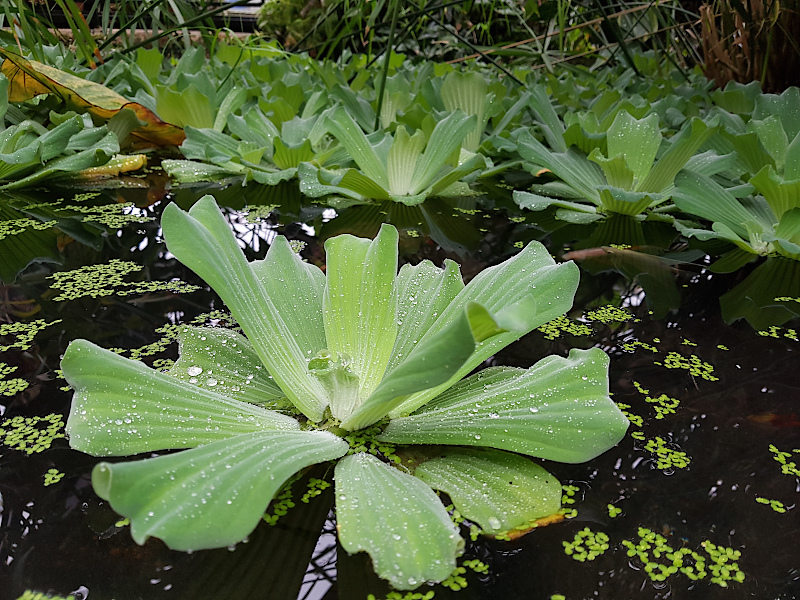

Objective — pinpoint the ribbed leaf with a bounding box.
[440,71,490,152]
[272,137,315,170]
[386,126,426,196]
[326,107,388,188]
[606,111,660,184]
[750,165,800,219]
[409,110,476,195]
[93,430,348,551]
[588,150,634,190]
[673,171,756,239]
[335,453,463,590]
[161,196,327,421]
[250,235,327,363]
[323,224,398,420]
[62,340,299,456]
[169,326,288,408]
[389,242,579,417]
[513,190,598,214]
[597,187,657,216]
[413,447,562,535]
[381,348,628,463]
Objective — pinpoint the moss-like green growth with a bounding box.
[0,413,66,454]
[0,319,62,352]
[563,527,610,561]
[769,444,800,477]
[537,315,593,340]
[584,305,638,324]
[48,259,199,301]
[655,352,718,381]
[0,363,29,396]
[16,591,76,600]
[756,497,787,513]
[643,436,691,470]
[43,467,65,486]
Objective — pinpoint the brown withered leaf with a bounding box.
[0,49,185,147]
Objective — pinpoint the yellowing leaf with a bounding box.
[0,49,185,147]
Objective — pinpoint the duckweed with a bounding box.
[768,444,800,477]
[244,204,278,222]
[643,436,691,470]
[0,413,66,455]
[262,486,295,526]
[757,326,799,341]
[440,566,468,590]
[608,504,622,518]
[755,497,787,513]
[633,382,680,419]
[16,592,76,600]
[0,363,28,397]
[0,319,62,352]
[48,259,199,301]
[655,352,718,381]
[614,402,643,427]
[301,477,331,503]
[621,527,744,587]
[43,468,64,486]
[563,528,610,561]
[344,425,400,463]
[367,592,435,600]
[65,200,152,228]
[0,217,58,240]
[584,305,638,324]
[537,315,593,340]
[621,339,658,353]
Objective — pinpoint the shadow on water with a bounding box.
[1,182,799,600]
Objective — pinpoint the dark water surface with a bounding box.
[1,184,798,600]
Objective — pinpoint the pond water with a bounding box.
[0,181,798,600]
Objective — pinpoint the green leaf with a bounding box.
[381,348,628,463]
[337,168,392,200]
[673,171,757,239]
[412,447,562,535]
[409,111,477,195]
[62,340,299,456]
[606,111,660,184]
[597,187,657,216]
[588,150,634,190]
[326,107,388,188]
[528,85,567,152]
[389,242,580,417]
[161,159,245,183]
[386,126,426,196]
[786,131,800,181]
[272,137,315,170]
[250,235,327,362]
[750,116,788,170]
[517,131,604,203]
[440,71,491,152]
[750,165,800,219]
[169,326,288,408]
[513,190,598,214]
[638,116,718,193]
[428,151,487,197]
[335,453,463,590]
[93,430,348,551]
[161,196,328,421]
[323,224,398,419]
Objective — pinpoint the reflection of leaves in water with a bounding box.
[48,259,200,301]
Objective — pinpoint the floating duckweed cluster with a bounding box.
[769,444,800,477]
[244,204,278,222]
[622,527,744,587]
[563,528,610,561]
[300,477,330,503]
[643,436,691,470]
[16,591,76,600]
[614,403,643,428]
[367,591,435,600]
[440,566,469,591]
[584,305,638,324]
[537,315,593,340]
[262,486,295,526]
[758,326,799,341]
[0,413,66,454]
[65,201,152,228]
[0,217,58,240]
[607,504,622,518]
[633,382,680,419]
[756,497,787,513]
[621,338,658,353]
[344,425,400,463]
[445,504,482,542]
[0,363,29,396]
[48,259,199,301]
[0,319,62,352]
[43,468,65,486]
[680,338,697,346]
[717,344,729,350]
[560,484,579,518]
[655,352,718,381]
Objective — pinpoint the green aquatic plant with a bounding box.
[299,108,487,205]
[61,195,627,589]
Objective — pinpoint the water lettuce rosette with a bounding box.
[61,195,628,589]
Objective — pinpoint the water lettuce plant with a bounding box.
[61,203,628,587]
[62,196,628,589]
